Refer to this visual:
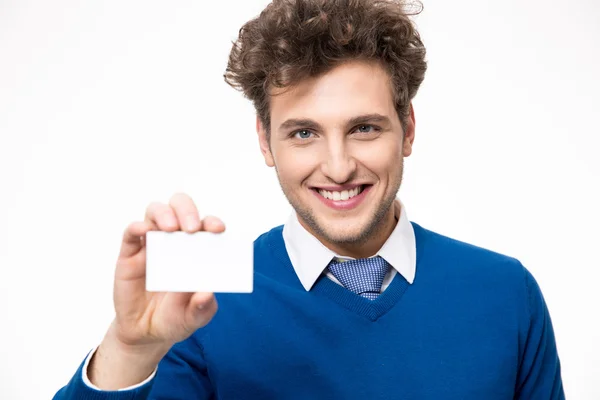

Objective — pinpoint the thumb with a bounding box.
[187,292,218,328]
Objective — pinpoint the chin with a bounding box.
[313,216,374,245]
[326,231,369,246]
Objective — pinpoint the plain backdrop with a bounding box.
[1,0,598,398]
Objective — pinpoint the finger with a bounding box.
[202,216,226,233]
[115,245,147,281]
[189,292,215,309]
[119,220,153,259]
[169,193,201,233]
[186,292,218,330]
[145,202,179,231]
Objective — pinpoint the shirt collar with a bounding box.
[282,199,417,291]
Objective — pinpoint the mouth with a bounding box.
[310,184,373,210]
[314,185,366,201]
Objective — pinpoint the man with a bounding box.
[54,0,564,398]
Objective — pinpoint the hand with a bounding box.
[89,193,224,389]
[113,192,223,347]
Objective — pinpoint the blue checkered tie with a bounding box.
[327,256,390,300]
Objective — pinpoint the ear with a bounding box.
[402,103,416,157]
[257,116,275,167]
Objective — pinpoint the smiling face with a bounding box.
[258,60,415,258]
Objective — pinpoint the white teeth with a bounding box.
[318,186,363,201]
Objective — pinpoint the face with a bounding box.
[258,60,415,257]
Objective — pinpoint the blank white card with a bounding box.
[146,231,254,293]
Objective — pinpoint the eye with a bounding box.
[293,129,314,139]
[353,124,381,135]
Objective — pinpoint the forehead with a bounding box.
[270,60,397,127]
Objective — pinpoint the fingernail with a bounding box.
[186,216,197,231]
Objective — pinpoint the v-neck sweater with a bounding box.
[54,222,563,400]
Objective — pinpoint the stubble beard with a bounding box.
[276,159,404,248]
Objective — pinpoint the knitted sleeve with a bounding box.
[514,266,565,399]
[53,334,213,400]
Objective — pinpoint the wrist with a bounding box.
[88,324,171,390]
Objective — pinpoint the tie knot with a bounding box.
[327,256,390,300]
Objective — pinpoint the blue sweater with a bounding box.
[54,222,564,399]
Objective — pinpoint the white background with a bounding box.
[1,0,598,398]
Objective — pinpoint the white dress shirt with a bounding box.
[282,199,416,291]
[83,199,417,390]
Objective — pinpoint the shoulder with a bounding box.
[252,224,286,266]
[410,222,545,330]
[411,221,529,288]
[253,225,284,248]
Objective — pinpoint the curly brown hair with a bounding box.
[224,0,427,137]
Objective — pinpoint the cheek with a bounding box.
[274,146,321,185]
[353,139,402,174]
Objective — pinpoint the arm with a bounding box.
[53,194,222,400]
[515,267,565,399]
[53,334,213,400]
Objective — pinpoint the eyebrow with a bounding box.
[278,113,392,132]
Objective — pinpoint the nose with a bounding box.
[320,137,357,183]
